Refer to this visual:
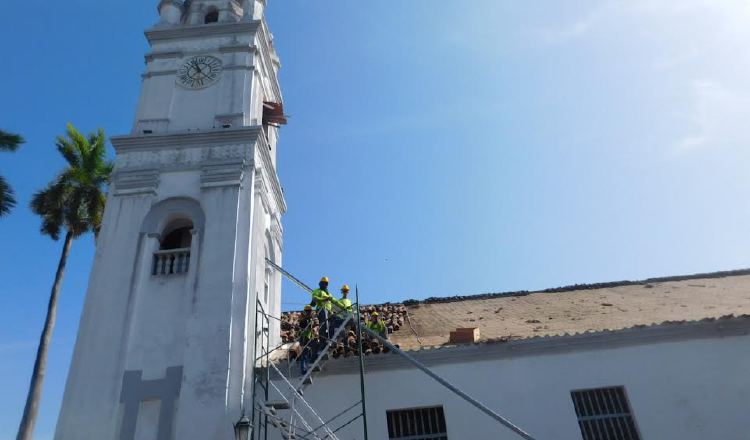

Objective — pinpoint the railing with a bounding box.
[152,248,191,275]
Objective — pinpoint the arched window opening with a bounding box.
[153,220,193,276]
[204,9,219,24]
[161,226,192,250]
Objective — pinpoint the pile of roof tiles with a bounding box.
[281,304,408,358]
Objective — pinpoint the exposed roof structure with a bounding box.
[279,269,750,354]
[392,270,750,350]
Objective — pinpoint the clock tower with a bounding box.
[54,1,286,439]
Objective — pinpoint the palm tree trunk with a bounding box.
[16,231,74,440]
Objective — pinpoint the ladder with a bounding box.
[295,315,353,392]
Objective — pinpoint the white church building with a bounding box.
[52,1,750,440]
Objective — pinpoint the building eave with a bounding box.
[304,314,750,376]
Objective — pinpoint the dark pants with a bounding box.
[317,308,329,340]
[300,336,311,375]
[331,316,345,335]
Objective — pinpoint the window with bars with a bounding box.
[386,406,448,440]
[571,386,641,440]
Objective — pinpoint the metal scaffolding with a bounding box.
[249,258,536,440]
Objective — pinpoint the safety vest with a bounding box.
[311,288,333,312]
[369,320,386,334]
[299,317,313,340]
[333,297,353,316]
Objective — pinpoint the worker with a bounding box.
[331,284,353,333]
[298,305,315,375]
[311,276,334,339]
[337,285,353,314]
[368,311,389,340]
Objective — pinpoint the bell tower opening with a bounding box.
[160,221,193,250]
[153,220,193,276]
[204,8,219,24]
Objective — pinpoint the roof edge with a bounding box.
[403,267,750,306]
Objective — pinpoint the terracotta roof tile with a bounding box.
[391,272,750,350]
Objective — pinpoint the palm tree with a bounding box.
[16,123,113,440]
[0,129,25,217]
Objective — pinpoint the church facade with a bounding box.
[54,1,284,439]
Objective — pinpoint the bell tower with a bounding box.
[54,1,285,439]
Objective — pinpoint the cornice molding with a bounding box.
[112,168,160,196]
[145,45,256,63]
[219,44,258,54]
[110,127,285,212]
[145,21,261,43]
[201,160,246,188]
[142,69,178,79]
[145,51,184,62]
[112,126,262,153]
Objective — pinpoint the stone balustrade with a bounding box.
[152,248,191,276]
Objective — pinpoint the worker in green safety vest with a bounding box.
[311,276,334,339]
[368,311,388,340]
[335,284,353,314]
[331,284,353,332]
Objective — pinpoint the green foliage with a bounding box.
[0,129,24,152]
[30,123,113,239]
[0,175,15,216]
[0,129,24,217]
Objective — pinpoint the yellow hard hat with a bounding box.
[341,284,350,292]
[371,311,379,317]
[304,305,312,311]
[320,276,329,283]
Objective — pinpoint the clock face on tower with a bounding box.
[177,55,223,89]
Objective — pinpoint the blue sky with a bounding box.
[3,0,750,438]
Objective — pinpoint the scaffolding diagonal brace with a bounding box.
[267,258,314,293]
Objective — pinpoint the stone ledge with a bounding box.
[145,21,261,43]
[112,126,263,152]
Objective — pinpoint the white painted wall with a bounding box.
[268,330,750,440]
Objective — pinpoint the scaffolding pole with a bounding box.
[354,286,369,440]
[266,258,313,293]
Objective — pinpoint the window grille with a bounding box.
[386,406,448,440]
[571,386,641,440]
